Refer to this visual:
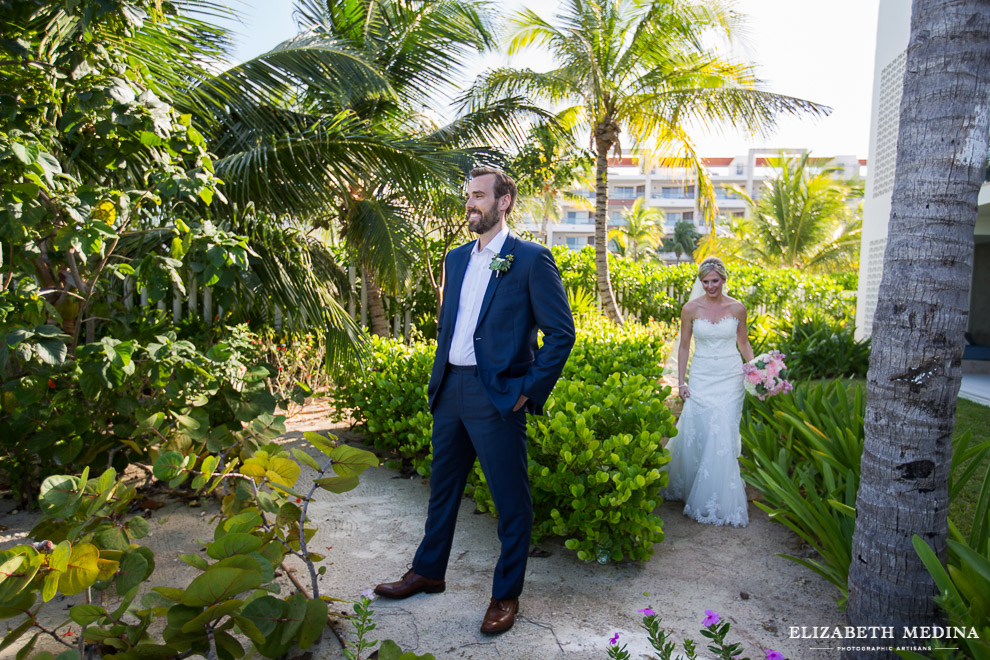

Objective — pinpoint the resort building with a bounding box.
[856,0,990,378]
[519,150,865,259]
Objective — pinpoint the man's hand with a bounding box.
[512,394,529,412]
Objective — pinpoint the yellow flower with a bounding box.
[91,200,116,225]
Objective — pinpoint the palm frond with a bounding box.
[342,197,418,294]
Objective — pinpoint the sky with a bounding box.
[215,0,882,159]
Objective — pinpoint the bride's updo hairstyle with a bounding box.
[698,257,728,281]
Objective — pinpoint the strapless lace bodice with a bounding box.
[692,316,740,361]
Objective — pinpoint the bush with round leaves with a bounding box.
[472,373,676,563]
[328,336,436,475]
[0,433,381,659]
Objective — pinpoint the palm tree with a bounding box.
[609,197,663,261]
[191,0,541,337]
[476,0,828,324]
[668,219,700,262]
[845,1,990,656]
[511,122,593,244]
[726,153,863,272]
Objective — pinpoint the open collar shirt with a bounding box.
[447,225,510,366]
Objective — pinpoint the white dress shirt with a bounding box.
[447,225,510,366]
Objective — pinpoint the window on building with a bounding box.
[565,236,586,250]
[614,186,636,199]
[635,184,646,195]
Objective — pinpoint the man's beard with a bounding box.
[467,204,500,234]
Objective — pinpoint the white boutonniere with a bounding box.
[489,254,514,277]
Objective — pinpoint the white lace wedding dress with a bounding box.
[662,317,749,527]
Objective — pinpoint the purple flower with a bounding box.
[360,589,376,601]
[702,609,720,626]
[765,651,784,660]
[609,633,620,646]
[637,608,656,616]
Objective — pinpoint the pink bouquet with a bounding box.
[742,350,792,400]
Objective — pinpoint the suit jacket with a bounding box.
[427,233,575,418]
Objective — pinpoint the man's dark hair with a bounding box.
[470,167,517,217]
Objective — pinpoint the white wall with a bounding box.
[855,0,912,340]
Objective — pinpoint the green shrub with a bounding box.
[328,336,436,475]
[904,431,990,660]
[0,434,379,659]
[550,246,858,324]
[562,317,674,385]
[761,309,870,380]
[741,380,988,613]
[0,322,289,502]
[739,380,864,607]
[333,322,676,563]
[472,374,675,563]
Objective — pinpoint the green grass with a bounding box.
[950,397,990,539]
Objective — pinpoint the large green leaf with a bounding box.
[0,553,42,602]
[152,451,185,482]
[378,639,437,660]
[69,604,107,625]
[38,475,81,516]
[314,475,359,493]
[296,598,328,649]
[0,592,36,620]
[115,551,149,595]
[57,543,101,596]
[240,595,284,637]
[329,444,378,477]
[180,600,244,633]
[180,566,262,607]
[207,533,263,560]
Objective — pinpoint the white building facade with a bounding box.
[521,150,865,257]
[856,0,990,351]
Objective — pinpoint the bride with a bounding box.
[662,257,754,527]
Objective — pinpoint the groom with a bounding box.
[374,168,575,633]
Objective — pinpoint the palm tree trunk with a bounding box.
[540,212,550,244]
[362,266,390,337]
[593,120,623,325]
[845,2,990,657]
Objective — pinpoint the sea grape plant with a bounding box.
[0,431,378,659]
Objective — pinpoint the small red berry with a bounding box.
[47,379,56,389]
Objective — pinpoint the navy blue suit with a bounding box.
[412,233,575,600]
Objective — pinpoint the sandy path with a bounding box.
[0,399,844,659]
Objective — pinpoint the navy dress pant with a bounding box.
[412,365,532,600]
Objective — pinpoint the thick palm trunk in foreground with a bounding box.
[845,2,990,658]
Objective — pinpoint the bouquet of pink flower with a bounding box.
[742,350,792,400]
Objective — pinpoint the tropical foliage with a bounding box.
[328,319,676,563]
[741,379,990,614]
[609,198,664,261]
[510,122,593,243]
[552,247,859,325]
[477,0,828,323]
[703,153,863,272]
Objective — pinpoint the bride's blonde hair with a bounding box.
[698,257,728,281]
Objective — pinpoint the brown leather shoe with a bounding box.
[480,597,519,634]
[373,569,445,599]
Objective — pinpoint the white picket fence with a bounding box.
[124,271,750,341]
